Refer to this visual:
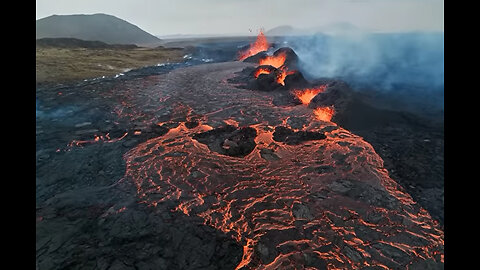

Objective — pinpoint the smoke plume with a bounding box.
[281,31,444,112]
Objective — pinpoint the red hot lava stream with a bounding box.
[122,117,443,269]
[120,101,443,269]
[314,107,335,122]
[293,86,327,105]
[69,62,443,269]
[292,86,335,122]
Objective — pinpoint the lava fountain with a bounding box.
[237,31,271,61]
[293,86,327,105]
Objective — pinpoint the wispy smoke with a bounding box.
[282,32,444,92]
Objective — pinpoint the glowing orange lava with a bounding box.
[293,86,327,105]
[259,52,287,68]
[91,62,444,269]
[68,132,128,147]
[314,106,335,122]
[276,68,296,86]
[238,31,271,61]
[254,67,272,78]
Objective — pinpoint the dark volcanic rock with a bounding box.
[310,81,352,110]
[36,200,243,270]
[292,202,314,220]
[250,65,277,77]
[253,72,282,91]
[328,179,399,210]
[185,121,199,129]
[283,70,309,89]
[122,123,170,148]
[272,91,302,106]
[149,123,169,135]
[259,148,280,161]
[303,252,327,270]
[226,67,255,88]
[243,51,269,63]
[272,126,326,145]
[245,67,309,92]
[192,125,257,157]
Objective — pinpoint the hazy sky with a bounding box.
[36,0,444,36]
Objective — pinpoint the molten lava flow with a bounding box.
[254,67,272,78]
[67,132,128,147]
[276,67,296,86]
[238,31,271,61]
[314,106,335,122]
[293,86,327,105]
[259,52,287,68]
[100,63,444,270]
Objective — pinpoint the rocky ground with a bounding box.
[36,59,444,269]
[306,83,444,226]
[344,117,444,226]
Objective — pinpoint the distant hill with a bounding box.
[36,13,161,45]
[36,37,139,49]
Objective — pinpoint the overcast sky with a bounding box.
[36,0,444,36]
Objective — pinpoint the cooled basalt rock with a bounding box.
[239,67,309,92]
[285,70,310,89]
[252,72,282,92]
[185,120,199,129]
[310,81,352,110]
[149,123,170,135]
[192,125,257,157]
[272,91,303,106]
[243,51,269,63]
[272,126,326,145]
[259,148,280,161]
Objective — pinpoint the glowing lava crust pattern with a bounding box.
[80,62,446,269]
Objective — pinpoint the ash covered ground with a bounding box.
[36,37,444,269]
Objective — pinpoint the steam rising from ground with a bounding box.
[283,32,444,91]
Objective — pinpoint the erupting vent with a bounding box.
[275,67,296,86]
[293,86,327,105]
[314,106,335,122]
[237,34,335,125]
[237,31,271,61]
[253,67,272,78]
[259,52,287,68]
